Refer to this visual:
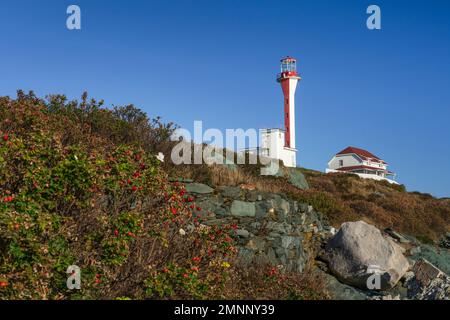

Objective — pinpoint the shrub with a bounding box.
[0,91,235,299]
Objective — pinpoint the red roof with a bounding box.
[337,146,386,164]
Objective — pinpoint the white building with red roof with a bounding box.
[326,146,398,183]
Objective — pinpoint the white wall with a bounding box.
[260,129,296,167]
[325,169,398,184]
[287,78,298,149]
[328,154,362,170]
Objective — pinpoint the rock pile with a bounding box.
[406,259,450,300]
[185,182,327,273]
[183,180,450,300]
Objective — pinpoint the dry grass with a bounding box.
[165,147,449,243]
[300,169,450,242]
[222,264,330,300]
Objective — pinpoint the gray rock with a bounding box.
[266,221,290,234]
[246,236,265,251]
[406,259,450,300]
[218,186,242,199]
[281,236,300,249]
[246,191,261,202]
[385,228,411,244]
[326,221,410,290]
[409,244,450,275]
[267,247,278,265]
[236,229,250,238]
[230,200,256,217]
[185,183,214,194]
[440,232,450,249]
[255,201,270,219]
[368,294,401,300]
[298,203,309,213]
[169,177,194,183]
[285,167,309,190]
[268,232,281,238]
[319,270,369,300]
[237,248,255,264]
[202,218,230,226]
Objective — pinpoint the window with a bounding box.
[339,160,344,167]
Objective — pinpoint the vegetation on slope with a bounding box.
[0,91,328,300]
[165,146,450,244]
[296,168,450,243]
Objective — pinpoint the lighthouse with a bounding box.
[259,57,300,168]
[277,57,301,150]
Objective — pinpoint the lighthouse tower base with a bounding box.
[260,128,297,167]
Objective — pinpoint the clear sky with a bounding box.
[0,0,449,197]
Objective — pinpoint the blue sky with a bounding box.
[0,0,449,197]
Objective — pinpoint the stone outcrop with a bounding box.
[185,183,327,273]
[408,243,450,275]
[406,259,450,300]
[440,232,450,249]
[325,221,410,290]
[183,182,449,300]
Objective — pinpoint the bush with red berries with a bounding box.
[0,91,329,300]
[0,91,237,300]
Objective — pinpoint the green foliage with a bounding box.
[290,191,345,216]
[0,90,329,301]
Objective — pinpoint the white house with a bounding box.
[326,146,398,184]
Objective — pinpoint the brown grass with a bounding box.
[164,147,450,242]
[300,169,450,242]
[222,264,330,300]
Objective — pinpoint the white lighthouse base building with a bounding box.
[259,128,297,168]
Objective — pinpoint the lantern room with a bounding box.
[277,57,299,80]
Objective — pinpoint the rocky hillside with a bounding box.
[1,91,448,300]
[300,168,450,244]
[0,91,327,300]
[166,156,449,244]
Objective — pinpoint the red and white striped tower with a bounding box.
[277,57,301,149]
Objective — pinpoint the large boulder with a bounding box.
[326,221,410,290]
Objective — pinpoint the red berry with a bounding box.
[132,186,137,191]
[2,134,8,141]
[170,207,177,215]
